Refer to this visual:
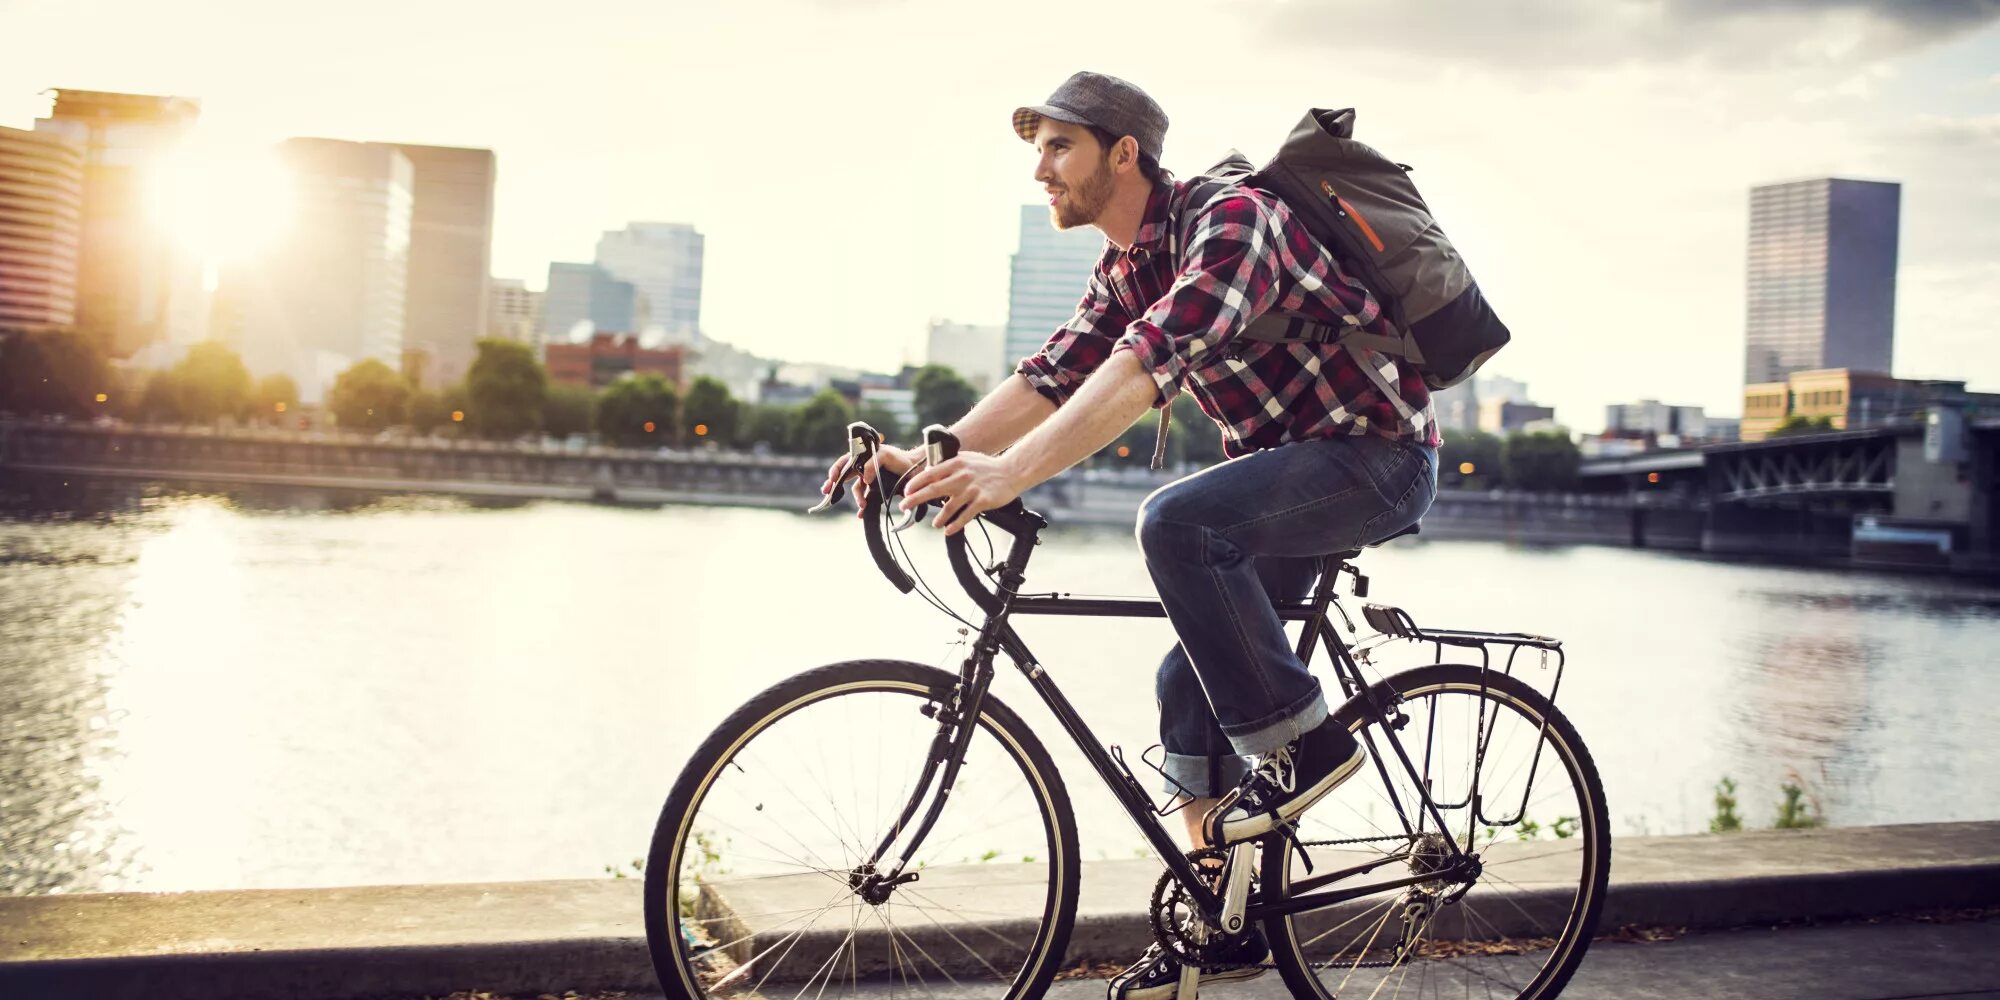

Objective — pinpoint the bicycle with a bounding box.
[644,422,1611,1000]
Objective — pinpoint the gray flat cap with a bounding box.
[1012,71,1167,163]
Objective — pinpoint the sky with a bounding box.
[2,0,1996,432]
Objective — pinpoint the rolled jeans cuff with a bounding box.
[1221,687,1329,757]
[1160,751,1250,799]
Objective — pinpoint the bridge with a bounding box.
[1579,422,1998,571]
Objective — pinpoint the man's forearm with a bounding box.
[946,373,1058,455]
[1000,351,1158,488]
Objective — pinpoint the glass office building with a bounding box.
[1002,205,1107,375]
[1744,178,1900,386]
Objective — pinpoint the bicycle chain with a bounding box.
[1259,831,1434,971]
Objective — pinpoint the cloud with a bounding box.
[1250,0,2000,72]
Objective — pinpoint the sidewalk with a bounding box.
[3,821,1998,1000]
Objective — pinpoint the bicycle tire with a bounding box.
[1262,662,1612,1000]
[643,659,1081,1000]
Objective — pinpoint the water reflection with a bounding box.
[2,482,1998,895]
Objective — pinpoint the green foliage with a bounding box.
[543,382,597,439]
[1710,777,1743,833]
[742,405,797,452]
[464,339,547,439]
[406,390,450,434]
[0,328,113,418]
[596,374,680,447]
[681,376,740,446]
[1501,430,1581,492]
[170,341,254,423]
[1774,775,1825,829]
[250,374,298,424]
[1769,414,1836,438]
[911,364,978,431]
[1440,430,1504,488]
[857,403,904,443]
[326,358,411,432]
[791,389,856,455]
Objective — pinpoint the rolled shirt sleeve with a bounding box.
[1112,194,1284,407]
[1015,262,1127,408]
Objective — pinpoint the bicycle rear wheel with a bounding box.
[1262,662,1611,1000]
[644,659,1079,1000]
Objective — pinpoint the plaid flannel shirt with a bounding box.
[1016,180,1439,458]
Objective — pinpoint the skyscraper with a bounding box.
[1002,205,1105,373]
[542,262,647,343]
[1744,178,1900,386]
[487,277,544,354]
[386,144,495,387]
[32,89,201,356]
[0,126,84,329]
[233,139,413,403]
[595,222,703,343]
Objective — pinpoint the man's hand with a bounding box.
[899,451,1027,535]
[821,444,923,518]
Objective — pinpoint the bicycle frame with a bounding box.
[862,543,1487,927]
[842,423,1557,931]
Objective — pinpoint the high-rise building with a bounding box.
[386,144,494,387]
[542,261,648,342]
[32,89,201,356]
[0,126,85,329]
[1002,205,1105,372]
[1744,178,1900,386]
[487,277,544,354]
[231,139,413,403]
[595,221,702,343]
[925,319,1005,392]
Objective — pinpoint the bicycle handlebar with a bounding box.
[814,421,1044,612]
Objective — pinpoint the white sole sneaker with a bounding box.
[1211,743,1367,843]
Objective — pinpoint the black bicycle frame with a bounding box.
[866,541,1482,925]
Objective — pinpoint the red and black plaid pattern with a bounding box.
[1016,181,1438,457]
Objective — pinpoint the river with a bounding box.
[4,477,1998,895]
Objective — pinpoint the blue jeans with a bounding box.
[1137,433,1439,798]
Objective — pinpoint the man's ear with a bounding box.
[1117,136,1140,173]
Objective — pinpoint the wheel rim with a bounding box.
[1272,674,1605,1000]
[660,678,1068,999]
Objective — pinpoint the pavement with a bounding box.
[3,821,1999,1000]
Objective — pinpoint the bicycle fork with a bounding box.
[853,635,1002,898]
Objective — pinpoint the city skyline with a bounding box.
[2,1,1996,434]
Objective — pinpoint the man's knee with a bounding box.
[1135,486,1199,557]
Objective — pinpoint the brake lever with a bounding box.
[893,426,957,531]
[806,422,881,514]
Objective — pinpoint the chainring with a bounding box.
[1148,847,1253,971]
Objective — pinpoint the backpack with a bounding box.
[1173,108,1511,392]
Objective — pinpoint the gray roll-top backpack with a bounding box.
[1174,108,1511,392]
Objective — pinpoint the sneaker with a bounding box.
[1106,929,1268,1000]
[1207,718,1366,844]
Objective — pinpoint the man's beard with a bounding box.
[1050,157,1115,230]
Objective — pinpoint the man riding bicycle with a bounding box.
[821,70,1440,999]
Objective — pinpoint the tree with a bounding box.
[681,376,740,447]
[1769,414,1836,438]
[406,390,450,434]
[138,369,186,423]
[172,341,253,423]
[596,374,680,447]
[791,389,856,455]
[742,405,796,453]
[327,358,411,432]
[250,374,299,424]
[1501,431,1581,492]
[911,365,978,431]
[0,328,112,418]
[464,339,547,439]
[1439,430,1504,489]
[544,382,596,439]
[857,403,904,443]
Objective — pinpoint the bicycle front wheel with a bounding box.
[644,659,1080,1000]
[1262,662,1611,1000]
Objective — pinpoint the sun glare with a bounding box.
[149,141,296,263]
